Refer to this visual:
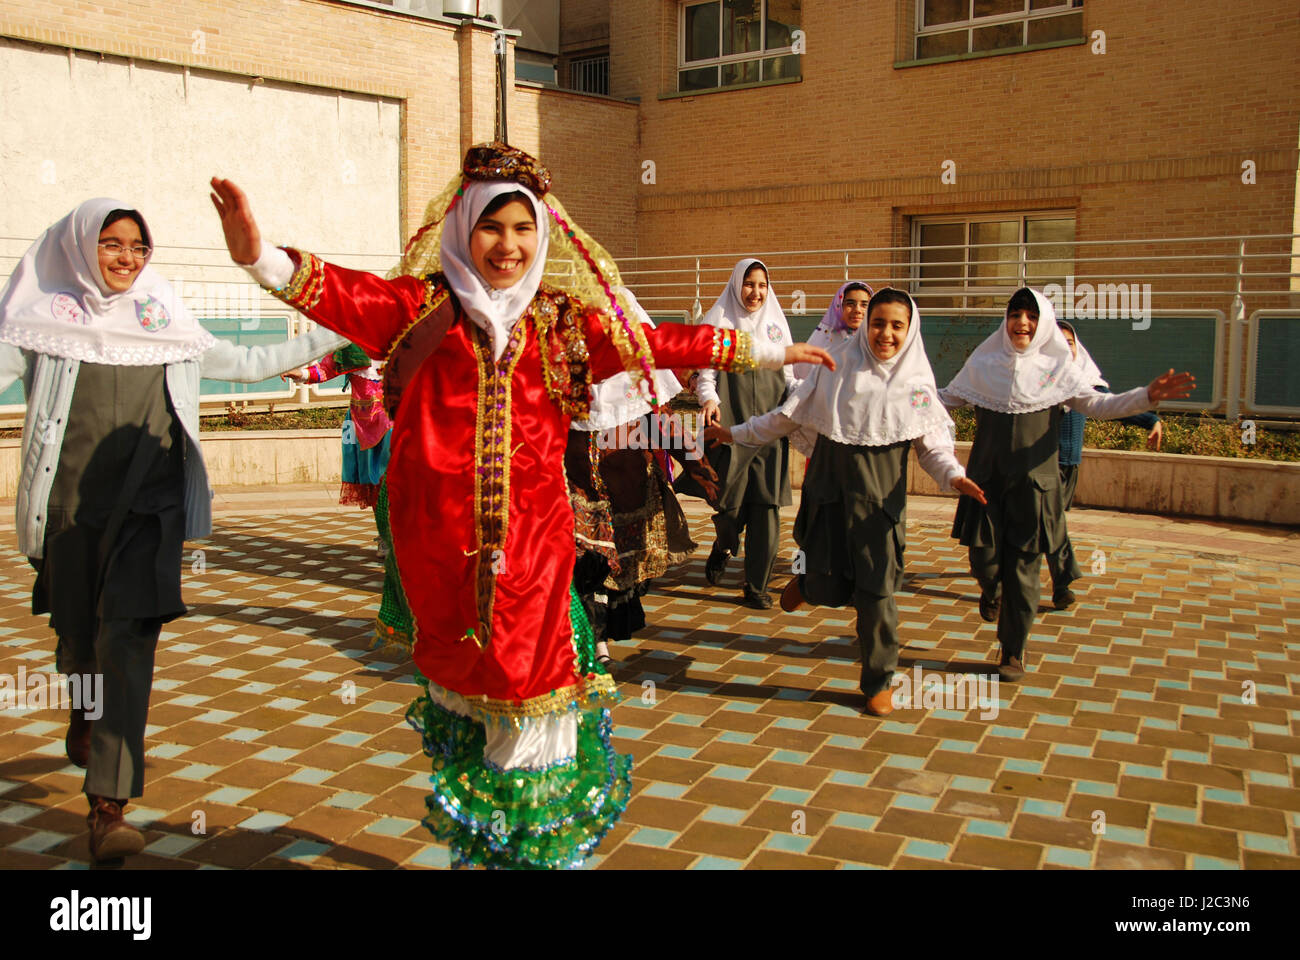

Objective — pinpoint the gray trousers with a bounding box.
[62,617,162,800]
[969,544,1040,659]
[714,503,779,592]
[800,574,899,698]
[1045,464,1082,590]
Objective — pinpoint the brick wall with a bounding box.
[614,0,1298,268]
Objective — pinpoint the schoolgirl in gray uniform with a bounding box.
[941,288,1195,682]
[707,289,986,716]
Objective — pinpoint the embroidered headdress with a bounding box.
[394,142,659,402]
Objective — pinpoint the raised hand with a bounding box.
[785,343,836,372]
[1146,370,1196,403]
[209,177,262,265]
[952,476,987,505]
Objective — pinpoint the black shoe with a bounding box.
[705,542,731,586]
[1052,586,1076,610]
[979,592,1001,623]
[743,586,773,610]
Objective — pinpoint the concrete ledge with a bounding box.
[1,431,1295,526]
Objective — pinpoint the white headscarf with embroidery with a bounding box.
[0,198,216,364]
[701,258,793,349]
[781,291,952,447]
[942,287,1090,413]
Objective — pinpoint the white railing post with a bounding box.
[691,257,702,322]
[1226,238,1246,420]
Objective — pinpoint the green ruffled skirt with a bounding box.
[404,587,632,869]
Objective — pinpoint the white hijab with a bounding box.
[702,258,793,348]
[440,181,550,361]
[0,197,216,364]
[795,281,873,381]
[572,289,682,432]
[942,287,1090,414]
[1058,320,1108,389]
[780,292,952,448]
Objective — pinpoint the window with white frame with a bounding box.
[912,213,1075,309]
[915,0,1083,60]
[678,0,801,93]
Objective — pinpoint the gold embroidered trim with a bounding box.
[268,248,326,312]
[728,330,756,372]
[433,673,620,727]
[533,284,593,418]
[469,320,527,647]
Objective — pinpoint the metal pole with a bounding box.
[1225,238,1246,420]
[495,32,509,143]
[692,257,702,322]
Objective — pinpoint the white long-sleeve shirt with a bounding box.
[938,384,1153,420]
[730,409,967,493]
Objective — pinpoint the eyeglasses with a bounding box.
[98,241,151,259]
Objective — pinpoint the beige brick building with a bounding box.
[2,0,1297,416]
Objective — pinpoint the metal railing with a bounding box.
[0,238,401,418]
[3,233,1297,421]
[617,233,1300,420]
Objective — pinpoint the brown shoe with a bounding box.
[998,655,1026,683]
[979,592,1001,623]
[864,688,895,717]
[87,796,145,862]
[66,708,92,768]
[779,578,804,613]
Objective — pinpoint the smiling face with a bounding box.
[840,288,871,332]
[97,216,148,293]
[1006,308,1039,352]
[469,199,538,290]
[867,301,910,360]
[740,265,768,312]
[1060,325,1078,359]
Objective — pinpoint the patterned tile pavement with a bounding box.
[0,484,1297,870]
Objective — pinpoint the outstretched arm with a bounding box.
[211,178,422,358]
[583,317,834,386]
[707,408,801,447]
[1065,370,1194,420]
[915,427,986,503]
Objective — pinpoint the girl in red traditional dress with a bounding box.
[210,143,833,868]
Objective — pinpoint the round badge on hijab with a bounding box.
[51,293,88,325]
[136,296,171,332]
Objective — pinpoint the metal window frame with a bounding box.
[1245,309,1300,416]
[678,0,796,90]
[911,211,1078,307]
[914,0,1081,56]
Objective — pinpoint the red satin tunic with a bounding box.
[292,260,730,710]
